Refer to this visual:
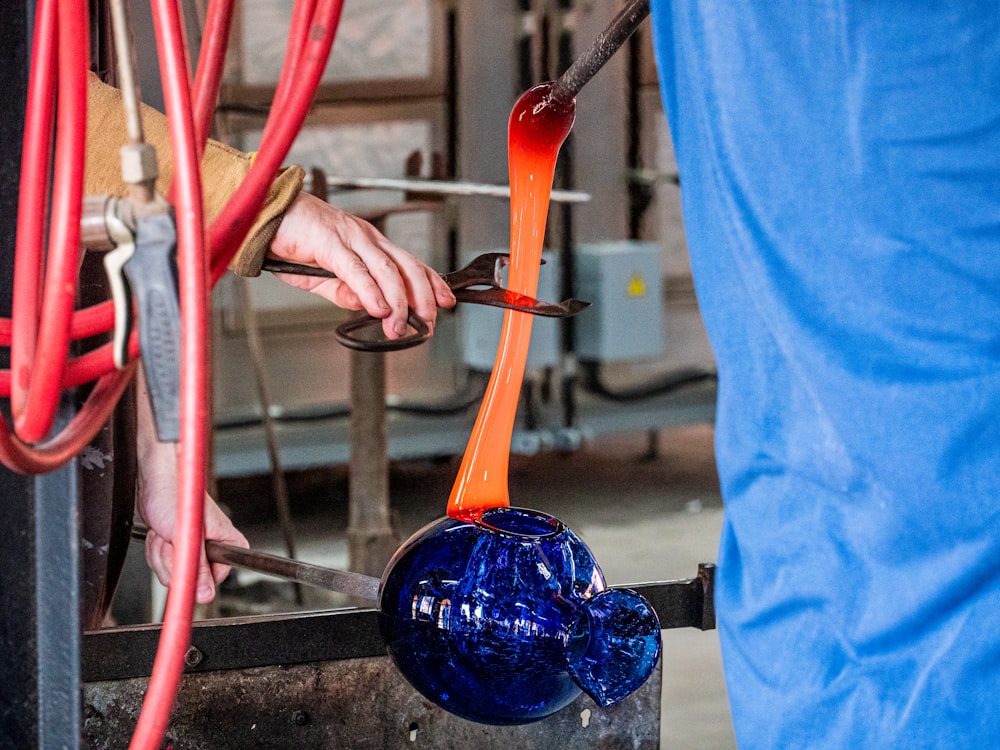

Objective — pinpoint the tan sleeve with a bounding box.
[85,72,301,273]
[227,165,304,277]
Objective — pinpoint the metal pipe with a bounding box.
[347,348,399,578]
[109,0,144,145]
[203,541,381,602]
[130,527,381,602]
[549,0,650,103]
[110,0,159,206]
[306,174,591,204]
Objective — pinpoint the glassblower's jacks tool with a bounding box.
[262,252,591,352]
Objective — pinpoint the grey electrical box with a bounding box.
[461,250,562,372]
[573,241,665,362]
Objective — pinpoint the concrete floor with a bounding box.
[217,423,736,750]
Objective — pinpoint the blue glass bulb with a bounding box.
[378,507,661,725]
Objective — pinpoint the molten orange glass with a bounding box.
[447,83,576,521]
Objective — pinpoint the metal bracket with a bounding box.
[82,567,714,683]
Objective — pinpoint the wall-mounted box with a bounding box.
[573,241,665,362]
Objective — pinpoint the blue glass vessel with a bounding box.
[378,506,661,725]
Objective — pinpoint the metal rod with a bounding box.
[130,528,381,601]
[109,0,144,145]
[305,174,591,204]
[550,0,651,103]
[204,541,381,602]
[110,0,159,205]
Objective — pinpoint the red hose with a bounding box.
[0,366,135,474]
[209,0,344,281]
[10,0,56,418]
[261,0,316,132]
[12,0,88,443]
[128,0,207,746]
[128,2,344,748]
[0,299,116,347]
[0,334,139,396]
[191,0,236,151]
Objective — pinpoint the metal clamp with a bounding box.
[99,197,138,370]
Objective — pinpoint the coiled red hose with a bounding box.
[11,0,88,443]
[0,0,137,474]
[10,0,55,417]
[2,1,345,748]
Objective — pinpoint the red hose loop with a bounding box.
[0,0,134,468]
[209,0,344,280]
[0,334,141,398]
[191,0,236,151]
[10,0,57,417]
[0,365,135,474]
[261,0,316,134]
[12,0,89,443]
[0,300,118,348]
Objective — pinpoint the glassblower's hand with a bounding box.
[265,192,456,339]
[134,365,249,604]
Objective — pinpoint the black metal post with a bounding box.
[0,6,37,747]
[0,4,83,748]
[34,423,83,750]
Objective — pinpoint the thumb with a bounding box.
[195,548,217,604]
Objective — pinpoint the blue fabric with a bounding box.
[649,2,1000,747]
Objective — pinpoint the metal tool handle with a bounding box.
[204,541,381,601]
[260,259,333,278]
[130,527,381,601]
[124,213,182,442]
[550,0,651,103]
[334,312,431,352]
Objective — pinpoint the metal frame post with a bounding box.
[0,5,83,748]
[348,348,398,577]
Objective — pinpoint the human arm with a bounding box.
[84,72,456,338]
[134,363,248,604]
[88,72,455,598]
[260,191,455,337]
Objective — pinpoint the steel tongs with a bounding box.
[261,252,590,352]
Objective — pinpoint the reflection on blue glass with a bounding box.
[378,507,661,725]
